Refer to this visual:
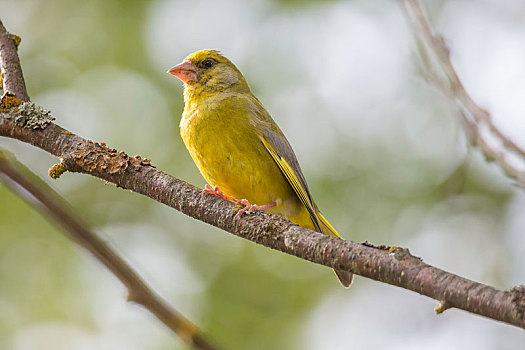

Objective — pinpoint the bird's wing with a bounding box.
[259,130,343,239]
[247,91,328,232]
[257,132,322,232]
[243,93,341,237]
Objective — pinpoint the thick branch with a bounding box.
[0,151,217,350]
[400,0,525,185]
[1,111,524,329]
[0,20,29,101]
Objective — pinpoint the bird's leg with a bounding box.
[201,184,237,203]
[233,199,277,221]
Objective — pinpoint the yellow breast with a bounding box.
[179,93,308,224]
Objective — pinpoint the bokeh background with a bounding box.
[1,0,525,349]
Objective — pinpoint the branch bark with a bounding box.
[1,13,524,334]
[0,20,29,101]
[1,105,524,330]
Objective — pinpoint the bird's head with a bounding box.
[167,50,250,94]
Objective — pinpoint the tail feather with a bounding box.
[317,211,354,288]
[334,269,354,288]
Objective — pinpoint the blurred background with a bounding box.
[1,0,525,349]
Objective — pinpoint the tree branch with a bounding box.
[400,0,525,185]
[1,15,524,332]
[1,105,524,330]
[0,20,29,102]
[0,150,218,350]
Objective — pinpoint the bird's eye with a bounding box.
[203,59,214,68]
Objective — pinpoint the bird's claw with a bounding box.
[201,184,236,203]
[233,200,277,222]
[200,186,277,222]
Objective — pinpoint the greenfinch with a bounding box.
[168,50,353,287]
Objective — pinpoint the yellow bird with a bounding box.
[168,50,353,287]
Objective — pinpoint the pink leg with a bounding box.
[234,199,277,221]
[201,184,237,203]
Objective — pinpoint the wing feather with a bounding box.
[258,135,322,232]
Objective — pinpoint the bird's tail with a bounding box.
[317,211,354,288]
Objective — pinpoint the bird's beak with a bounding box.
[167,61,198,83]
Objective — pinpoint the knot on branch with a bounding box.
[434,300,451,314]
[9,33,20,48]
[392,247,421,262]
[362,242,421,261]
[510,285,525,320]
[362,240,391,250]
[59,140,154,178]
[48,163,66,179]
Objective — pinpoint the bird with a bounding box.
[167,50,353,287]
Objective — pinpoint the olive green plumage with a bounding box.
[170,50,353,287]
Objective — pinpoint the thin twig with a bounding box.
[400,0,525,185]
[0,151,218,350]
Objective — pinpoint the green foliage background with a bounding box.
[1,0,524,349]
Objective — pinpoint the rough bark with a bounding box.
[1,111,524,329]
[0,20,29,101]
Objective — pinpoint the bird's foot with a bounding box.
[201,184,237,203]
[233,199,277,221]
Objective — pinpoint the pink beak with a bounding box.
[167,61,198,83]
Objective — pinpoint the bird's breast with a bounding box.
[179,105,297,212]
